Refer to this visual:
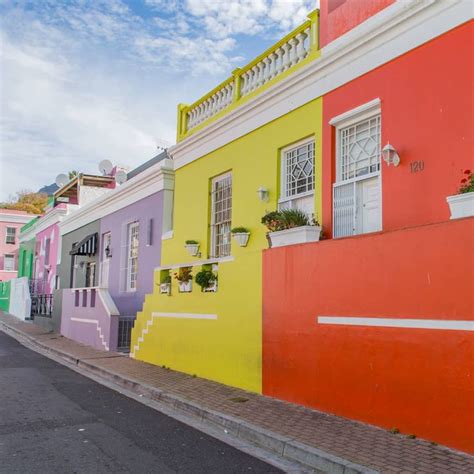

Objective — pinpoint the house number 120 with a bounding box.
[410,161,425,173]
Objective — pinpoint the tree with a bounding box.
[0,190,49,214]
[68,170,78,180]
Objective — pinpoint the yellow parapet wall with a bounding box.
[131,97,323,393]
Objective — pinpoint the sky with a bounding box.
[0,0,316,201]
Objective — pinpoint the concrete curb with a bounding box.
[0,321,378,474]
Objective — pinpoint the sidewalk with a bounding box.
[1,311,472,474]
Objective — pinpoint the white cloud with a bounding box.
[0,0,317,200]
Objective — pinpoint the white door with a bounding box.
[100,232,111,288]
[357,177,381,234]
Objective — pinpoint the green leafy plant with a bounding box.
[261,209,320,232]
[231,227,249,234]
[174,267,192,282]
[185,239,199,245]
[195,270,217,289]
[261,211,285,232]
[458,169,473,194]
[161,274,171,284]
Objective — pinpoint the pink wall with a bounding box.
[35,223,60,294]
[0,209,36,281]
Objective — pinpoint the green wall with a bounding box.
[17,238,35,279]
[0,281,10,312]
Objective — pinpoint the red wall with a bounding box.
[319,0,395,47]
[263,217,474,453]
[322,22,474,237]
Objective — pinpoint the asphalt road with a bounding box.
[0,332,281,474]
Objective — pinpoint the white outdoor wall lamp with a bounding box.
[382,142,400,167]
[257,187,269,202]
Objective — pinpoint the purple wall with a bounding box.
[99,191,163,318]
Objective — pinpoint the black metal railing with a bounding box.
[117,317,135,352]
[31,294,53,319]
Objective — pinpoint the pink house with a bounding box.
[0,209,37,281]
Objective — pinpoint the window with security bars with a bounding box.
[5,227,16,244]
[210,173,232,258]
[126,222,139,291]
[279,140,315,213]
[339,115,381,181]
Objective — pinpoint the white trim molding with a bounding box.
[317,316,474,331]
[155,255,234,271]
[169,0,472,170]
[60,159,175,236]
[19,205,73,243]
[0,213,37,224]
[152,312,217,320]
[329,98,381,127]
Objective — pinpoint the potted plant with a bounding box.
[184,240,200,257]
[447,169,474,219]
[231,227,250,247]
[174,267,193,292]
[195,269,218,292]
[262,209,321,248]
[160,274,171,295]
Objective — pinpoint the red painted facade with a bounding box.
[319,0,395,47]
[322,22,473,236]
[263,24,474,453]
[263,217,474,453]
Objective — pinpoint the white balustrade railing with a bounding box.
[186,81,234,131]
[181,13,317,135]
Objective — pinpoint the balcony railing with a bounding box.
[177,10,319,139]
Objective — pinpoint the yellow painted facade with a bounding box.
[131,98,323,393]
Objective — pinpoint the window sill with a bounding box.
[156,255,234,271]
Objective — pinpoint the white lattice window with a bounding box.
[210,173,232,258]
[4,254,15,271]
[338,115,381,182]
[5,227,16,244]
[126,222,139,291]
[279,139,315,214]
[333,103,382,238]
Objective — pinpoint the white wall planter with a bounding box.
[232,232,250,247]
[160,283,171,295]
[447,192,474,219]
[185,244,200,256]
[203,280,218,293]
[178,281,192,293]
[268,225,321,248]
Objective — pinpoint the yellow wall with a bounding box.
[131,97,323,393]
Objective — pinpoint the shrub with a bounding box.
[174,267,192,282]
[185,239,199,245]
[195,270,217,289]
[231,227,249,234]
[261,209,320,231]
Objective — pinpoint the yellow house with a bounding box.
[131,10,323,393]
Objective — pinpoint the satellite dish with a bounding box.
[115,170,128,185]
[98,159,113,175]
[55,173,69,187]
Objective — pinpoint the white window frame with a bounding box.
[125,222,139,292]
[210,172,232,258]
[5,227,16,244]
[4,254,15,272]
[331,99,382,238]
[279,138,316,211]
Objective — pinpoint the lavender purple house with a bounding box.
[59,152,174,351]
